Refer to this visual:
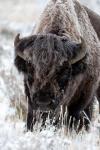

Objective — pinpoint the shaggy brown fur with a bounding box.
[14,0,100,131]
[84,6,100,40]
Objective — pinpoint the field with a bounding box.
[0,0,100,149]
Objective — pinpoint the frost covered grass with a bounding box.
[0,115,100,150]
[0,0,100,149]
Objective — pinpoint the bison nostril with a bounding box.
[36,99,51,106]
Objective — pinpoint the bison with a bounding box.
[14,0,100,131]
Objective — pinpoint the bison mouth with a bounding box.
[31,95,62,125]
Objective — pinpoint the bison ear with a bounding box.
[69,38,87,65]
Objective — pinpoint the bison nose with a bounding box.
[36,98,51,106]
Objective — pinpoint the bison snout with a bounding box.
[35,92,52,106]
[36,99,51,106]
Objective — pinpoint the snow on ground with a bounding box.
[0,120,100,150]
[0,0,100,150]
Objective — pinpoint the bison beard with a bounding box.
[14,0,100,132]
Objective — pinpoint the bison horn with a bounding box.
[15,34,37,62]
[69,38,87,64]
[14,33,21,47]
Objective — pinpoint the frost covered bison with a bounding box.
[14,0,100,131]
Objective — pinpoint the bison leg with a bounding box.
[27,109,34,131]
[67,80,97,131]
[83,99,95,130]
[67,104,93,132]
[24,79,35,131]
[27,100,37,131]
[67,107,85,132]
[96,84,100,113]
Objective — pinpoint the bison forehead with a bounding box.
[32,34,69,80]
[32,34,68,62]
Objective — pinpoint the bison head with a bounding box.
[14,33,87,113]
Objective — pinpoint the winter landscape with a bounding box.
[0,0,100,149]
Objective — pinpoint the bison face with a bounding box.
[14,33,87,112]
